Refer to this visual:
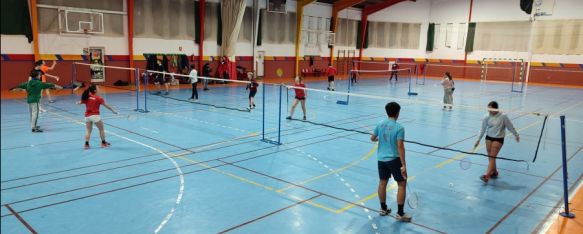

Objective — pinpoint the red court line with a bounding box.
[218,194,323,233]
[4,204,38,234]
[486,146,583,233]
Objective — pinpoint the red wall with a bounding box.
[2,58,582,90]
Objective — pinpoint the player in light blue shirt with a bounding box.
[370,102,411,222]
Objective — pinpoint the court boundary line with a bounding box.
[536,174,583,233]
[218,159,446,234]
[4,204,37,234]
[486,145,583,233]
[217,194,323,233]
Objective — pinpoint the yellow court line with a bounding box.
[164,132,259,159]
[336,176,417,214]
[280,193,339,213]
[176,153,341,213]
[276,144,378,193]
[434,119,544,169]
[173,154,274,191]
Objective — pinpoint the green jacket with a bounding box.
[18,79,55,103]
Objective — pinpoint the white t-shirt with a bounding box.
[441,78,454,89]
[189,69,198,83]
[477,112,519,139]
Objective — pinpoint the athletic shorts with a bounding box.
[249,90,257,98]
[295,96,305,101]
[486,135,504,144]
[85,115,102,123]
[156,75,166,84]
[328,76,335,82]
[378,158,405,182]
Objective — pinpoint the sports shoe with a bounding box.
[101,141,111,148]
[32,128,43,133]
[286,116,292,120]
[48,100,56,103]
[252,104,256,108]
[154,91,161,95]
[379,208,391,216]
[490,170,499,178]
[303,116,307,121]
[84,143,90,150]
[480,175,490,183]
[203,88,209,91]
[164,92,169,96]
[396,213,412,222]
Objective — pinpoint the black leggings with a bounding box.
[191,83,198,99]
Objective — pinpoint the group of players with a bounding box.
[12,60,116,149]
[12,60,520,223]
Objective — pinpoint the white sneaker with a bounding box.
[379,208,391,216]
[396,213,412,222]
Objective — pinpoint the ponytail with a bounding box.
[81,84,97,101]
[445,72,452,80]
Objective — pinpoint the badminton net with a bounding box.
[143,68,256,113]
[280,83,556,170]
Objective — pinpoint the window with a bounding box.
[445,23,453,48]
[434,24,441,49]
[457,23,466,50]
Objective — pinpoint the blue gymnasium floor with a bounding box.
[1,76,582,234]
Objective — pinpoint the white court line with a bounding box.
[46,110,185,234]
[537,177,583,234]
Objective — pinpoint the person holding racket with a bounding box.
[246,72,258,110]
[286,77,307,121]
[371,102,411,222]
[475,101,520,183]
[77,84,118,149]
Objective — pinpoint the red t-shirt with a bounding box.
[82,94,105,117]
[294,83,306,98]
[326,67,337,76]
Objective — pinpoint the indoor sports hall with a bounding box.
[1,0,582,233]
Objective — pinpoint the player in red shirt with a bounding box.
[77,84,118,149]
[286,77,307,121]
[326,63,337,91]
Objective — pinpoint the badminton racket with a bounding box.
[460,157,472,170]
[407,181,419,209]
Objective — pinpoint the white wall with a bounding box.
[0,35,33,54]
[1,0,582,64]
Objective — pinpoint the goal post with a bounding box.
[481,58,526,93]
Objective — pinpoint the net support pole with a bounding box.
[277,85,282,144]
[408,69,418,96]
[71,63,77,94]
[559,115,576,218]
[134,68,142,112]
[140,72,150,113]
[262,83,266,141]
[336,70,351,105]
[261,84,282,145]
[532,115,548,163]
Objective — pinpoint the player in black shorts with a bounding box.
[246,72,258,110]
[153,59,170,95]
